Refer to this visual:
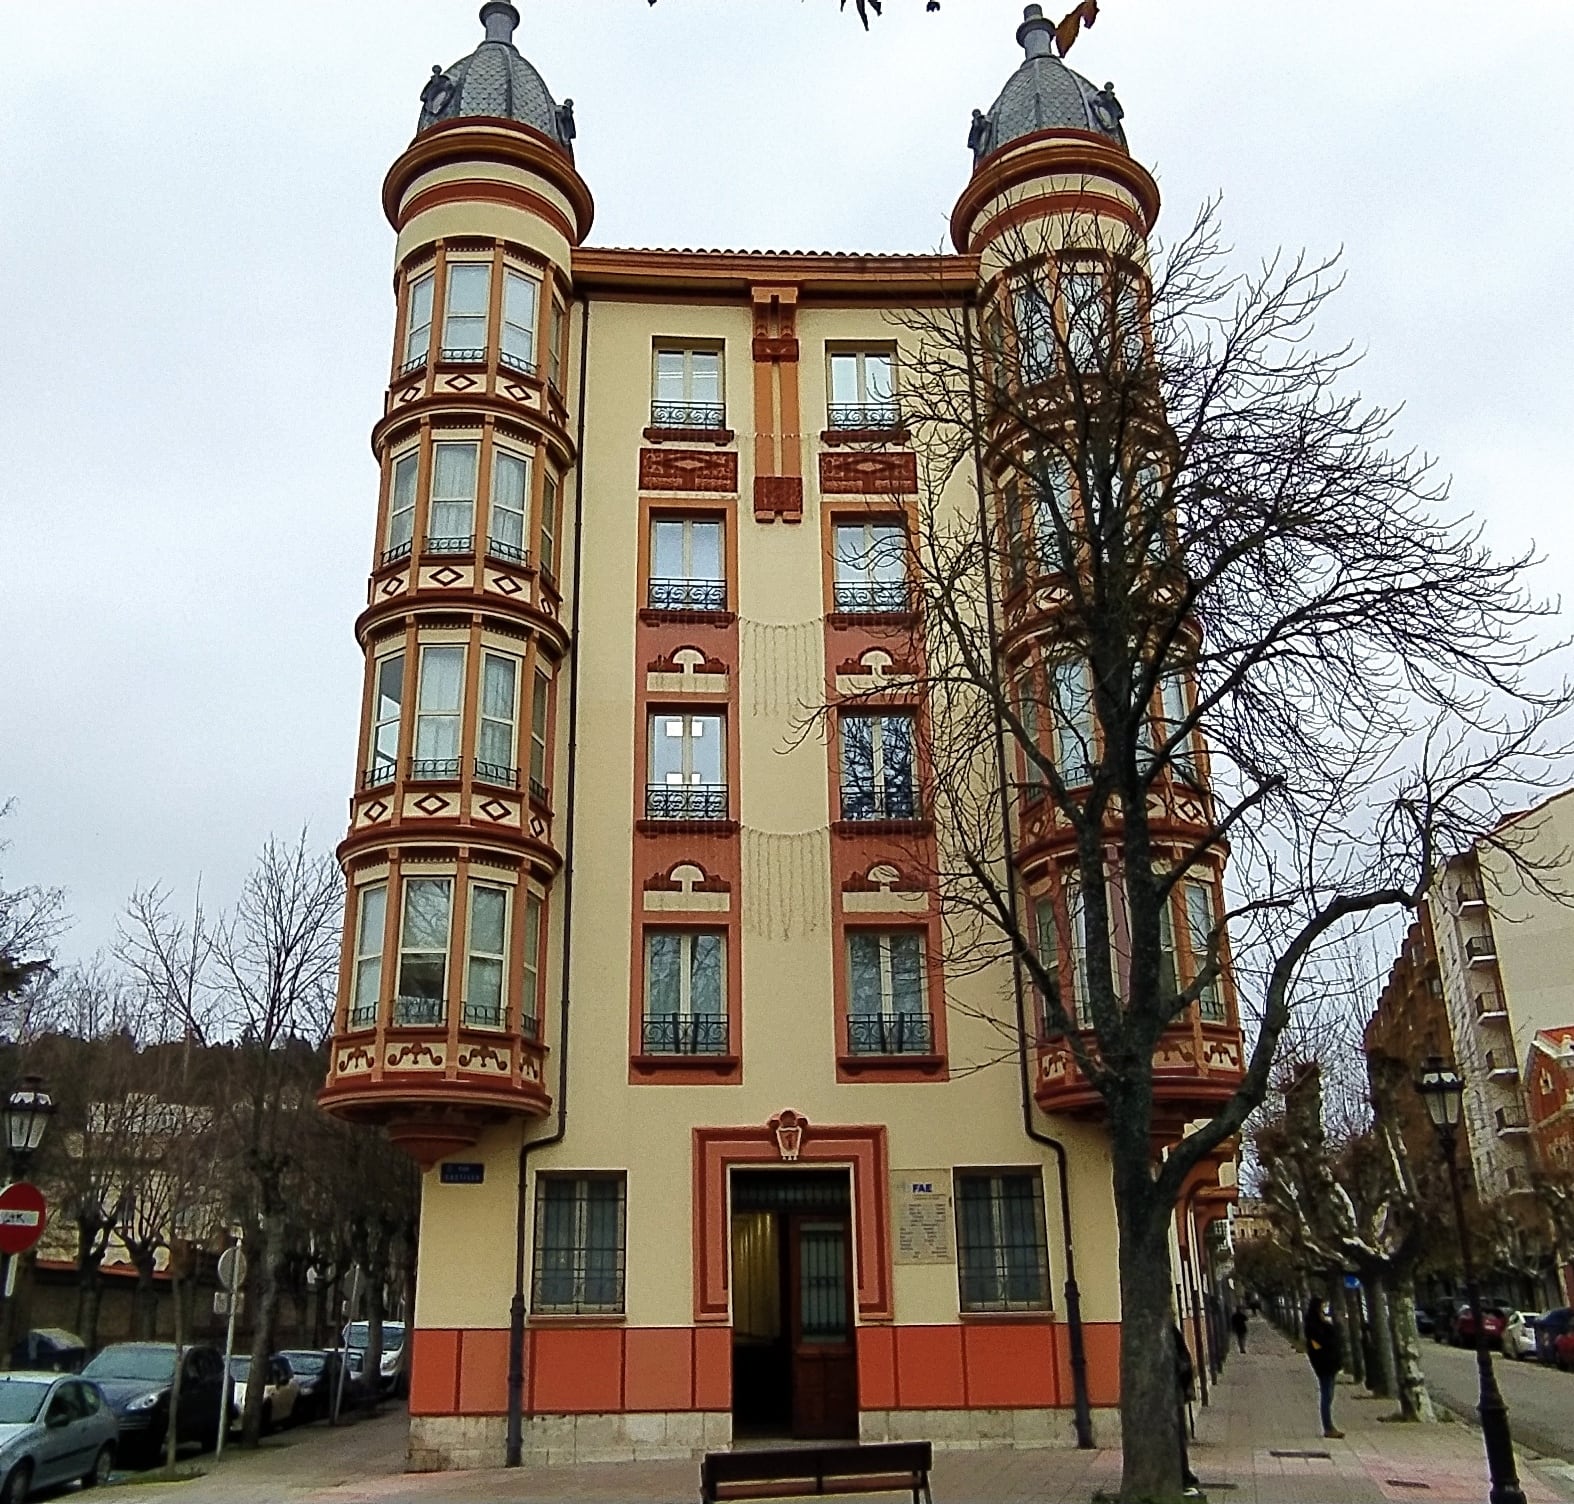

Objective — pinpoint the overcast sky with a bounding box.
[3,0,1571,967]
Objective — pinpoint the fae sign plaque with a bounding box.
[890,1169,955,1265]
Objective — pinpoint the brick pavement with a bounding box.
[90,1325,1574,1502]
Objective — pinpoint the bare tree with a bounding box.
[0,802,67,1036]
[837,200,1566,1498]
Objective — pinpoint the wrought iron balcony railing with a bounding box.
[410,757,461,781]
[840,785,920,822]
[424,534,474,556]
[827,401,902,431]
[498,350,538,377]
[641,1013,730,1056]
[440,346,486,365]
[486,536,528,565]
[647,577,727,612]
[392,994,447,1027]
[397,354,427,379]
[650,401,726,430]
[380,539,413,567]
[521,1012,540,1041]
[462,1001,505,1029]
[645,784,728,821]
[474,759,518,790]
[360,762,396,790]
[833,580,910,614]
[529,776,550,805]
[347,1002,378,1031]
[847,1011,934,1056]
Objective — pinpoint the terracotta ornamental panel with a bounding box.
[639,448,739,493]
[819,452,919,496]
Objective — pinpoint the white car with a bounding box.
[228,1356,300,1433]
[1503,1310,1542,1360]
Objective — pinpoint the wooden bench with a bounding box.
[700,1441,934,1503]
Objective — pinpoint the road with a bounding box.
[1420,1336,1574,1462]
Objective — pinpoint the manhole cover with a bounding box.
[1268,1450,1332,1459]
[1385,1483,1431,1492]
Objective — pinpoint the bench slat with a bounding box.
[701,1441,933,1504]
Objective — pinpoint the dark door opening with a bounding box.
[730,1169,858,1440]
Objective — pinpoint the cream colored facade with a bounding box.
[320,3,1240,1470]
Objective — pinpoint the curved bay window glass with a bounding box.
[642,930,726,1055]
[956,1171,1050,1312]
[463,883,509,1029]
[1032,895,1060,1035]
[427,442,477,554]
[1060,264,1108,372]
[349,885,386,1030]
[477,653,519,787]
[1029,453,1074,574]
[1052,659,1095,782]
[413,646,464,779]
[395,878,451,1025]
[1185,881,1226,1022]
[529,670,551,802]
[367,652,403,785]
[489,450,530,563]
[1012,272,1056,384]
[385,451,419,564]
[442,262,490,360]
[402,272,434,371]
[539,472,559,579]
[521,892,542,1036]
[501,271,539,374]
[840,713,917,820]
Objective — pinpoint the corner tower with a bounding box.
[320,2,592,1166]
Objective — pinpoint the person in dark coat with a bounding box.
[1231,1304,1249,1353]
[1174,1323,1202,1495]
[1304,1297,1345,1438]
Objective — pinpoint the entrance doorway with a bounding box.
[730,1168,858,1440]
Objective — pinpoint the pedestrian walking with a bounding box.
[1304,1296,1345,1439]
[1231,1304,1249,1353]
[1173,1323,1202,1497]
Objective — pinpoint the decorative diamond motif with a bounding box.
[380,577,404,597]
[413,793,449,815]
[397,385,420,404]
[445,373,478,392]
[363,801,389,822]
[493,575,522,596]
[479,798,510,821]
[430,566,464,586]
[529,816,547,837]
[502,383,528,402]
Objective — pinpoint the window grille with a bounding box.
[955,1171,1050,1312]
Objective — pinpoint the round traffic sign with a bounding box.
[217,1245,247,1293]
[0,1183,47,1256]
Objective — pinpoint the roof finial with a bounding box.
[1017,5,1054,60]
[480,1,520,45]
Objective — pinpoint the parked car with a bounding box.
[227,1356,299,1434]
[1537,1307,1574,1365]
[0,1371,118,1502]
[343,1322,408,1398]
[1502,1310,1542,1360]
[276,1349,362,1423]
[1451,1301,1506,1349]
[80,1343,226,1467]
[1425,1299,1457,1342]
[8,1331,86,1375]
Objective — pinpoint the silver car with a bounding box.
[0,1372,118,1502]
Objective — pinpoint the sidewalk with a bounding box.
[92,1326,1574,1502]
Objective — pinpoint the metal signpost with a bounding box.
[332,1265,361,1425]
[214,1243,246,1458]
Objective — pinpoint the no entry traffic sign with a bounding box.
[0,1182,47,1256]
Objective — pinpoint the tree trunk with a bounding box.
[1340,1282,1365,1383]
[240,1216,284,1448]
[1389,1279,1437,1422]
[363,1268,386,1410]
[1366,1275,1397,1400]
[131,1255,159,1340]
[163,1274,188,1474]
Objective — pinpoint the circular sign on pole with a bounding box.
[0,1183,47,1257]
[217,1245,247,1293]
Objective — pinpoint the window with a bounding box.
[522,892,542,1036]
[983,302,1010,397]
[650,517,725,611]
[532,1175,626,1314]
[1029,454,1074,573]
[1131,461,1167,564]
[349,884,386,1029]
[1012,272,1055,383]
[1033,896,1060,1034]
[489,449,530,563]
[366,652,403,785]
[642,930,727,1054]
[827,349,898,428]
[1141,669,1195,779]
[1156,885,1178,1003]
[1065,879,1094,1027]
[1003,477,1029,593]
[402,271,434,371]
[501,271,539,374]
[646,713,726,819]
[1185,881,1226,1022]
[1052,659,1095,781]
[413,645,464,779]
[477,653,519,786]
[442,261,490,359]
[529,670,551,802]
[1115,271,1146,369]
[652,346,724,428]
[464,883,508,1028]
[840,713,917,821]
[548,299,567,392]
[539,472,559,579]
[1061,264,1107,371]
[956,1171,1050,1311]
[385,451,419,564]
[1018,675,1046,798]
[847,931,930,1054]
[427,442,477,553]
[395,877,451,1024]
[833,522,907,613]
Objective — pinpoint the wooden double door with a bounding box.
[731,1171,858,1440]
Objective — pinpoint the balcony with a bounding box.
[1465,934,1498,965]
[474,759,518,790]
[410,757,461,782]
[347,1001,378,1031]
[391,994,447,1028]
[423,534,474,556]
[486,536,528,566]
[1036,1023,1245,1122]
[1486,1051,1519,1081]
[1476,992,1508,1022]
[360,762,395,791]
[397,354,427,379]
[826,401,902,432]
[648,577,727,613]
[380,539,413,568]
[833,580,911,615]
[645,784,728,821]
[839,787,921,823]
[649,401,727,432]
[641,1013,729,1056]
[439,346,486,365]
[529,776,550,806]
[1495,1106,1530,1136]
[847,1012,935,1057]
[498,350,537,378]
[461,1000,505,1029]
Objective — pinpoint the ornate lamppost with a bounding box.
[2,1075,54,1182]
[1415,1056,1526,1504]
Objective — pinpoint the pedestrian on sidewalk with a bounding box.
[1173,1323,1202,1498]
[1304,1297,1345,1439]
[1231,1305,1249,1353]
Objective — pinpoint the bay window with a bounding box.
[348,884,386,1029]
[427,442,477,553]
[1061,264,1108,371]
[539,472,559,579]
[1033,896,1061,1034]
[463,882,509,1028]
[501,270,539,374]
[477,652,519,787]
[402,271,434,371]
[489,449,530,563]
[413,645,464,779]
[529,670,551,802]
[1052,659,1095,781]
[384,450,418,564]
[441,261,490,360]
[395,877,451,1024]
[642,930,727,1054]
[1012,272,1056,383]
[522,892,542,1036]
[366,651,403,785]
[1185,881,1226,1022]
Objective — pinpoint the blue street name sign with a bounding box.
[440,1162,485,1185]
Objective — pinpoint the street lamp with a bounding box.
[1,1076,53,1181]
[1416,1055,1526,1504]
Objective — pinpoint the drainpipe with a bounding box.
[961,297,1095,1450]
[506,293,592,1467]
